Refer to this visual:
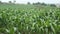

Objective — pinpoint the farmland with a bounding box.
[0,4,60,34]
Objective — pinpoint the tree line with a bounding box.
[0,0,16,4]
[27,2,56,7]
[0,1,56,7]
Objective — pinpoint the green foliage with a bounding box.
[0,4,60,34]
[50,4,56,7]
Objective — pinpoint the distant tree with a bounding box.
[27,2,30,4]
[33,2,41,5]
[50,4,56,7]
[33,3,35,5]
[41,3,47,6]
[36,2,41,5]
[33,3,37,5]
[0,1,2,4]
[13,0,16,4]
[9,1,12,3]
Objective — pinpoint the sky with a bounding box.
[0,0,60,4]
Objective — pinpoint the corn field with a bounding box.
[0,5,60,34]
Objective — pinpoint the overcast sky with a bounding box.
[0,0,60,4]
